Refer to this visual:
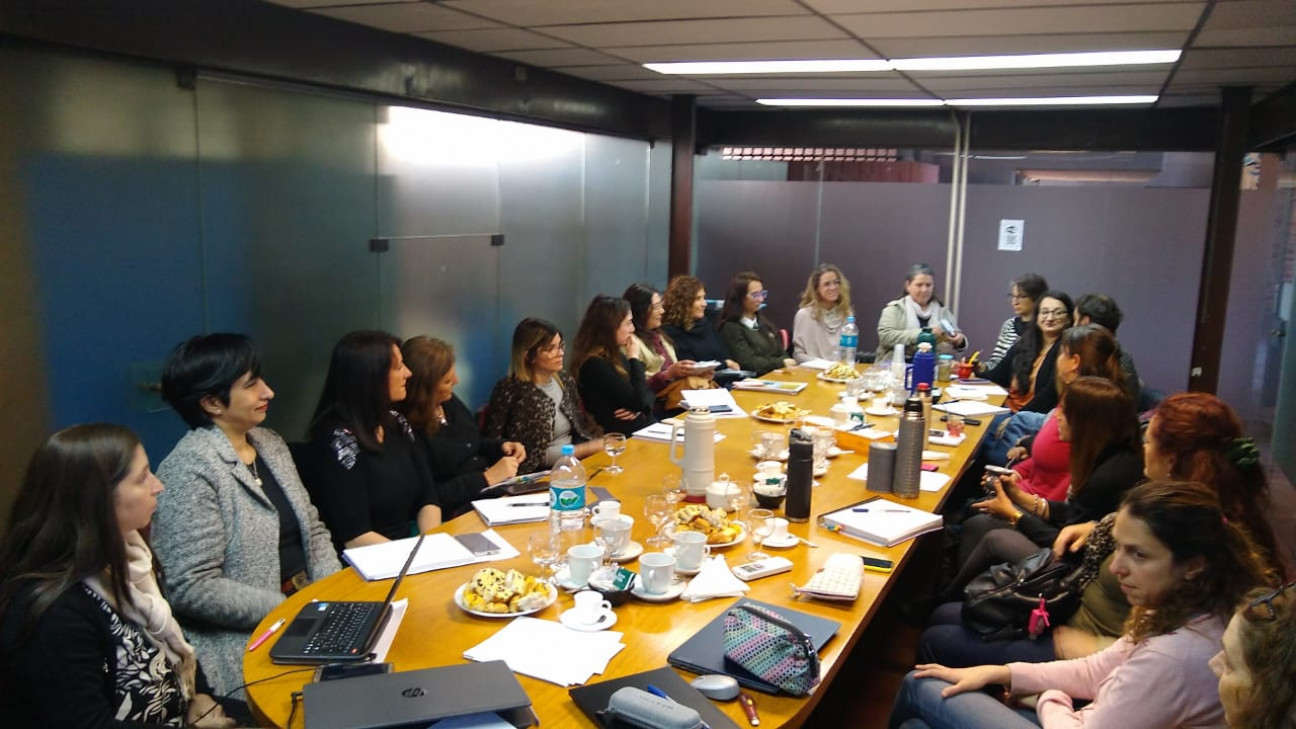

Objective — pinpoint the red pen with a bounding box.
[247,618,285,652]
[738,692,760,726]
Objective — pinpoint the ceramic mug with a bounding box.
[766,517,791,542]
[638,552,676,595]
[572,590,613,625]
[567,544,604,585]
[671,530,711,571]
[590,500,621,521]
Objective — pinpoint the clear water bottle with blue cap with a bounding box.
[838,315,858,364]
[550,444,588,535]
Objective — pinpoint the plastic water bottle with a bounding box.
[838,316,859,364]
[550,444,587,535]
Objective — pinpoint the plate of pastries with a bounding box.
[454,567,557,617]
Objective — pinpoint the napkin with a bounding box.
[463,616,625,686]
[680,556,750,603]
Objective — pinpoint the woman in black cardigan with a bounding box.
[402,336,528,517]
[718,271,796,376]
[983,291,1073,414]
[572,295,655,435]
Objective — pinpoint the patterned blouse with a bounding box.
[82,585,187,725]
[483,371,601,474]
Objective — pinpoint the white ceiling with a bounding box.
[265,0,1296,109]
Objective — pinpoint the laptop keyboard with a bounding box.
[303,603,375,655]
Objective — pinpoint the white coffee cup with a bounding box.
[593,514,633,557]
[571,590,613,625]
[590,500,621,521]
[638,552,676,595]
[871,396,891,411]
[566,544,604,586]
[830,401,852,425]
[756,460,782,477]
[671,530,711,571]
[766,517,791,542]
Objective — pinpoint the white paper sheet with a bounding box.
[679,389,747,417]
[472,494,551,527]
[798,358,836,370]
[944,383,1009,398]
[463,617,625,686]
[933,400,1010,417]
[632,422,726,444]
[369,598,407,662]
[846,464,951,492]
[345,531,520,581]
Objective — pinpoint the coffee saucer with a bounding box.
[552,567,586,591]
[760,534,800,549]
[559,608,618,632]
[608,541,644,563]
[631,580,686,602]
[865,406,897,416]
[663,547,703,575]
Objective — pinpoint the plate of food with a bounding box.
[670,504,746,547]
[816,362,861,383]
[751,401,809,424]
[454,567,557,618]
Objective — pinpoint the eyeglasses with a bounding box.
[748,290,768,301]
[1244,581,1295,621]
[1037,309,1070,320]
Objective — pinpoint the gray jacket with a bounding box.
[153,426,340,696]
[876,297,966,362]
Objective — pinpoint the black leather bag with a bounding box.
[961,548,1084,641]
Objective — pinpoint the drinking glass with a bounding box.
[662,475,684,507]
[725,481,752,534]
[745,508,775,562]
[527,532,560,584]
[592,518,630,566]
[604,433,627,474]
[643,494,671,547]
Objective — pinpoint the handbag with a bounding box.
[659,375,719,411]
[723,603,821,696]
[961,548,1084,642]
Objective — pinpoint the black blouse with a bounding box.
[577,354,655,435]
[416,394,506,517]
[661,315,732,365]
[252,454,307,583]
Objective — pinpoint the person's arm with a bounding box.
[876,300,918,355]
[301,430,379,548]
[409,427,442,532]
[484,380,546,474]
[578,357,648,432]
[982,340,1017,387]
[721,321,785,375]
[791,308,816,363]
[983,318,1017,370]
[1008,635,1130,700]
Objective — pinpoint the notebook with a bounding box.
[303,660,537,729]
[479,470,552,497]
[269,533,423,665]
[568,666,740,729]
[666,597,840,695]
[817,497,944,547]
[473,494,551,527]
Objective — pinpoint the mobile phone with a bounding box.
[941,415,981,426]
[315,662,392,682]
[708,405,733,413]
[984,465,1015,476]
[454,533,502,556]
[861,556,894,574]
[929,429,946,437]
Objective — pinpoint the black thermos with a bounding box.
[785,428,814,522]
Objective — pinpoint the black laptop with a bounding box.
[270,533,424,665]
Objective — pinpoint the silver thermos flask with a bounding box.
[785,429,814,522]
[892,396,925,499]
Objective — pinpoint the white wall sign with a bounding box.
[998,219,1024,251]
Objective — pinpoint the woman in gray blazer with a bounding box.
[152,334,340,697]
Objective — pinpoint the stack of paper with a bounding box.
[344,531,519,581]
[944,382,1009,398]
[934,400,1009,417]
[463,617,625,686]
[680,556,749,603]
[732,378,808,395]
[679,389,746,418]
[819,497,944,547]
[846,463,950,492]
[472,494,550,527]
[798,358,836,370]
[632,422,726,444]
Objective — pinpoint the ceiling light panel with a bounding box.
[894,50,1179,71]
[646,59,891,74]
[538,16,847,47]
[870,32,1190,58]
[804,0,1202,10]
[919,71,1169,91]
[711,78,917,91]
[947,95,1158,106]
[757,98,945,106]
[440,0,807,26]
[832,4,1204,38]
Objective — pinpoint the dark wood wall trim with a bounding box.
[668,96,696,279]
[1248,80,1296,150]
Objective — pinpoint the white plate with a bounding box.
[865,407,897,416]
[748,447,789,461]
[453,582,557,618]
[708,525,748,549]
[631,580,687,602]
[608,541,644,563]
[760,534,800,549]
[816,372,858,384]
[751,412,803,424]
[559,607,618,632]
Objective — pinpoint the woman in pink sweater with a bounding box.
[890,480,1276,729]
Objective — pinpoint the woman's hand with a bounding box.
[1052,521,1097,558]
[972,478,1022,522]
[501,441,527,462]
[913,664,1011,698]
[484,456,520,486]
[624,335,641,360]
[666,360,696,380]
[612,408,640,422]
[782,358,797,369]
[998,472,1033,510]
[1005,445,1029,463]
[186,693,236,728]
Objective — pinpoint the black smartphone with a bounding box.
[941,415,981,426]
[454,533,502,556]
[315,662,392,682]
[861,556,894,574]
[708,404,733,413]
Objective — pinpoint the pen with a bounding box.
[247,618,285,652]
[852,508,906,513]
[645,686,712,729]
[738,692,760,726]
[506,501,549,507]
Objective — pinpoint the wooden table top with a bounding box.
[243,368,996,728]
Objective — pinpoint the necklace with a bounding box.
[247,457,262,487]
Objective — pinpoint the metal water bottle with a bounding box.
[893,396,925,499]
[785,429,814,522]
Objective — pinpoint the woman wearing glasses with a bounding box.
[484,318,604,474]
[891,479,1275,729]
[718,271,796,376]
[877,263,967,362]
[984,291,1073,414]
[792,263,855,363]
[983,273,1049,370]
[623,283,711,414]
[1211,581,1296,729]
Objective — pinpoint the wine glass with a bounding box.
[662,474,684,507]
[527,532,560,585]
[643,494,671,548]
[725,481,752,536]
[745,508,775,562]
[603,433,627,474]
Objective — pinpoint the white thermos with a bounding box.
[669,407,716,498]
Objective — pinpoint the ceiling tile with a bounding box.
[870,32,1190,58]
[808,0,1201,9]
[1178,47,1296,70]
[414,28,572,52]
[1201,0,1296,30]
[834,4,1204,38]
[442,0,807,25]
[550,65,668,81]
[1195,27,1296,46]
[538,17,847,47]
[708,77,920,92]
[311,3,499,33]
[921,70,1170,90]
[1171,66,1296,85]
[608,40,876,63]
[494,48,629,67]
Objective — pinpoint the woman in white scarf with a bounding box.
[876,262,968,362]
[0,424,235,727]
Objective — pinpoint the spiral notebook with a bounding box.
[817,497,943,547]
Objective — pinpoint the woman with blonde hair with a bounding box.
[792,263,854,363]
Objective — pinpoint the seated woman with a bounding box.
[401,336,528,517]
[484,317,604,474]
[659,275,739,371]
[877,263,967,362]
[0,424,237,727]
[983,291,1073,414]
[297,331,441,552]
[572,295,655,435]
[792,263,854,363]
[622,283,706,413]
[983,273,1048,370]
[949,377,1143,593]
[891,480,1274,729]
[1211,582,1296,729]
[718,271,797,376]
[152,333,340,697]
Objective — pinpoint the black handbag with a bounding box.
[961,548,1084,642]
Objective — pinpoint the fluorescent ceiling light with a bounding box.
[646,50,1180,76]
[948,96,1158,107]
[892,50,1180,72]
[645,59,891,75]
[757,98,945,107]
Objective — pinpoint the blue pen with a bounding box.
[645,685,712,729]
[852,508,906,513]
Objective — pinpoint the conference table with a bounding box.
[244,366,997,728]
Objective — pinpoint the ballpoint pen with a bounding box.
[247,618,285,652]
[852,508,906,513]
[505,501,549,507]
